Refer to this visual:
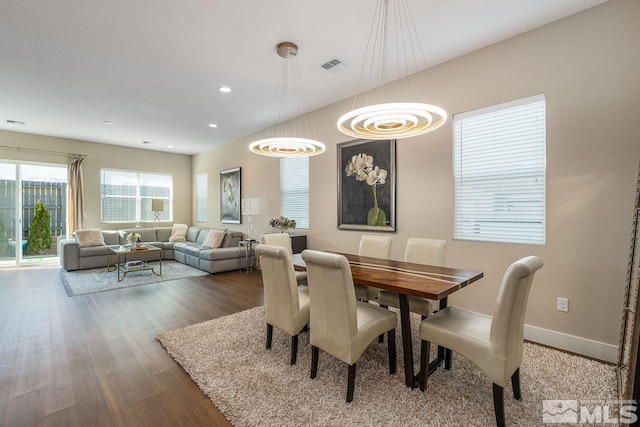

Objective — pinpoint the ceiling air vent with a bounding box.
[320,58,348,73]
[5,119,26,125]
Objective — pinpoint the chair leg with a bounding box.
[493,383,505,427]
[311,346,319,379]
[378,334,384,343]
[387,329,396,374]
[266,324,273,349]
[347,363,356,403]
[511,368,521,400]
[290,334,299,365]
[419,340,430,392]
[444,348,452,370]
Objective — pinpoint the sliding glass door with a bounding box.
[0,161,67,267]
[0,163,17,267]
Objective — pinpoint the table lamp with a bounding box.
[241,198,260,239]
[152,199,164,225]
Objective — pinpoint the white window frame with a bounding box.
[453,94,546,245]
[280,157,309,229]
[100,168,173,223]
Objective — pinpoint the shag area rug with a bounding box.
[157,306,617,426]
[60,260,208,296]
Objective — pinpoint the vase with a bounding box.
[367,184,387,226]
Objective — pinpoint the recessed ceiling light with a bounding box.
[168,145,174,149]
[219,86,231,93]
[208,123,218,128]
[104,120,113,125]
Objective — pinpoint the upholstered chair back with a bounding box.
[261,233,293,255]
[490,256,544,383]
[359,235,392,259]
[255,244,304,336]
[404,238,446,266]
[302,250,362,364]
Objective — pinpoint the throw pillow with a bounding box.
[75,229,106,247]
[202,229,226,249]
[169,223,188,242]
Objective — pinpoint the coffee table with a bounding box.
[107,245,163,282]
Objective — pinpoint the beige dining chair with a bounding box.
[302,249,397,403]
[355,234,392,301]
[418,256,543,427]
[261,233,307,285]
[378,238,446,318]
[255,244,310,365]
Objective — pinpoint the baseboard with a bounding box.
[524,324,618,363]
[462,310,618,363]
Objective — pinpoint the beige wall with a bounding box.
[0,130,193,231]
[194,0,640,348]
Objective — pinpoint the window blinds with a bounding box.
[453,94,546,245]
[101,169,173,223]
[280,157,309,229]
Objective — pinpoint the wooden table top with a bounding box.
[292,252,484,301]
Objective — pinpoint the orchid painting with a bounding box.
[345,153,388,226]
[338,139,396,231]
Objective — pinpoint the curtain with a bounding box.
[68,156,85,234]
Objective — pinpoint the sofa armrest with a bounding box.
[59,239,80,271]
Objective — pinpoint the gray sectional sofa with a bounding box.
[59,226,247,273]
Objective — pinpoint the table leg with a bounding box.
[117,252,124,282]
[425,297,451,376]
[152,250,162,276]
[436,297,451,371]
[398,293,416,388]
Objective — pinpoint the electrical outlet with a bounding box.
[557,297,569,312]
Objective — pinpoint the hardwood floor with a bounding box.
[0,263,265,426]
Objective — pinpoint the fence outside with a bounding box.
[0,179,67,248]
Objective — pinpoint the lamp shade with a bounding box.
[151,199,164,212]
[241,198,260,216]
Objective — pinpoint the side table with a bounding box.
[239,239,257,273]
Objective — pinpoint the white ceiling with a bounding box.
[0,0,608,155]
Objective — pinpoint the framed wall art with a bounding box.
[337,139,396,231]
[220,167,241,224]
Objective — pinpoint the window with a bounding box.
[453,94,546,245]
[101,169,173,223]
[280,157,309,229]
[196,173,207,222]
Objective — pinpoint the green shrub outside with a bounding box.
[26,200,52,255]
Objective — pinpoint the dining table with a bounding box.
[292,251,484,388]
